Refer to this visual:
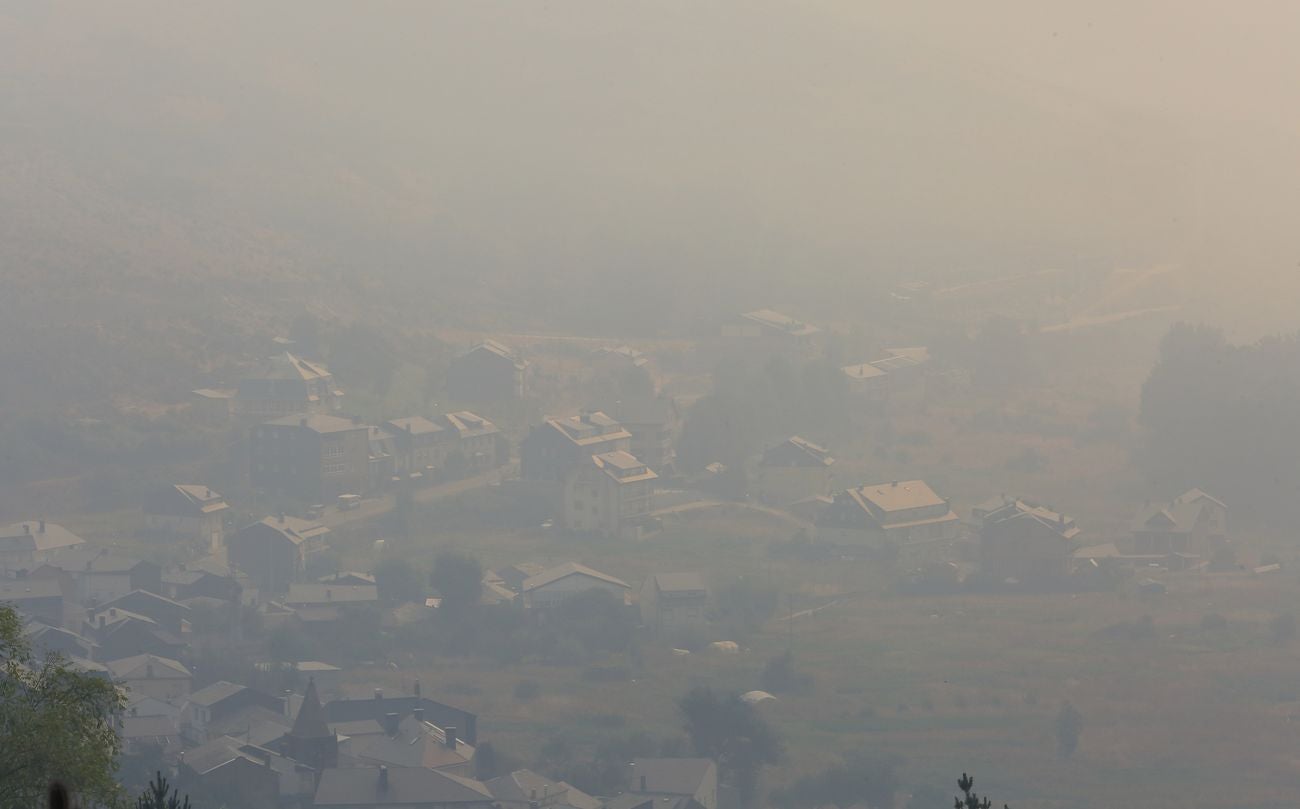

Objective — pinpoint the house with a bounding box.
[626,758,718,809]
[639,573,709,638]
[842,347,931,401]
[249,414,371,502]
[594,397,681,473]
[179,736,297,809]
[493,563,546,593]
[754,437,834,506]
[142,485,229,553]
[722,309,822,351]
[36,547,162,604]
[0,520,86,571]
[521,412,632,482]
[384,417,448,479]
[521,562,630,609]
[368,426,399,492]
[974,496,1082,581]
[320,571,377,586]
[118,714,183,757]
[285,583,380,612]
[0,577,67,628]
[436,412,508,476]
[1126,489,1228,557]
[100,590,191,634]
[591,346,657,396]
[447,340,528,402]
[106,653,192,700]
[26,622,98,660]
[235,352,343,418]
[90,608,186,662]
[314,766,496,809]
[816,480,960,561]
[229,516,330,595]
[486,770,600,809]
[191,387,237,423]
[184,681,286,744]
[341,711,475,776]
[841,362,888,400]
[325,685,479,745]
[162,566,242,604]
[561,451,659,539]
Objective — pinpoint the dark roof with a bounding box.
[291,678,332,739]
[0,522,86,554]
[45,546,152,574]
[263,413,366,434]
[314,767,493,806]
[0,578,64,601]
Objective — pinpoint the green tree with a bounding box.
[0,604,125,809]
[136,771,192,809]
[430,551,483,614]
[760,651,811,695]
[375,556,425,605]
[1055,701,1082,759]
[679,687,783,808]
[769,751,899,809]
[954,772,1008,809]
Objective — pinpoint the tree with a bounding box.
[769,751,899,809]
[954,772,1008,809]
[679,687,783,808]
[375,556,425,605]
[0,604,125,809]
[137,771,192,809]
[430,551,483,613]
[760,651,812,695]
[1055,701,1082,759]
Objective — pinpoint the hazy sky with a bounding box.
[4,1,1298,328]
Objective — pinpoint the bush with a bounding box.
[513,680,541,701]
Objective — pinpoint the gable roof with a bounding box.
[286,583,379,606]
[1132,490,1226,535]
[0,522,86,554]
[650,572,708,594]
[314,766,494,806]
[245,515,330,546]
[0,578,64,601]
[188,681,248,708]
[630,758,715,796]
[740,309,821,337]
[977,496,1080,540]
[248,352,333,383]
[106,653,191,680]
[487,770,599,809]
[761,436,834,468]
[463,340,527,370]
[523,562,630,593]
[47,546,152,574]
[145,485,229,518]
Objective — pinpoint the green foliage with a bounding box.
[375,555,426,605]
[0,605,125,809]
[760,651,812,695]
[954,772,1008,809]
[1055,701,1083,759]
[769,751,900,809]
[679,686,784,808]
[136,771,192,809]
[430,551,483,614]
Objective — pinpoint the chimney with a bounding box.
[98,614,105,628]
[378,766,389,793]
[640,775,647,792]
[384,712,400,736]
[38,520,45,533]
[444,726,457,749]
[413,679,421,698]
[22,523,29,535]
[374,688,383,701]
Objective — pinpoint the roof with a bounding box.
[314,766,494,806]
[591,451,658,484]
[544,412,631,446]
[263,413,366,434]
[183,736,254,775]
[102,590,191,617]
[841,363,887,381]
[740,690,776,704]
[286,583,379,606]
[192,388,236,400]
[319,571,377,585]
[630,758,715,796]
[853,481,947,513]
[487,770,599,809]
[0,522,86,554]
[439,411,499,438]
[385,417,445,437]
[106,653,191,680]
[346,714,475,770]
[119,715,180,739]
[464,340,527,370]
[977,497,1080,540]
[761,436,834,468]
[247,352,333,383]
[883,346,930,364]
[246,515,330,546]
[145,485,228,517]
[44,546,150,574]
[740,309,821,337]
[0,578,64,600]
[651,572,708,594]
[1131,490,1226,535]
[291,678,332,739]
[188,681,247,708]
[523,562,630,592]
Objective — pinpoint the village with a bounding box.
[3,280,1293,809]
